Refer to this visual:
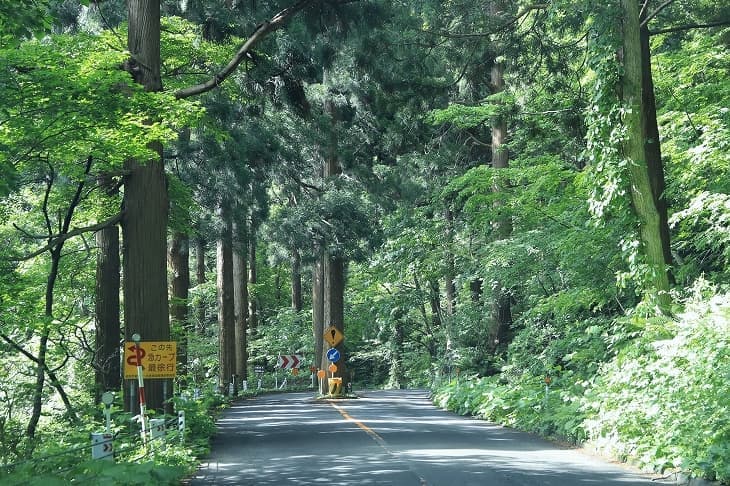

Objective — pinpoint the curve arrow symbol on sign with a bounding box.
[326,348,340,363]
[277,354,303,369]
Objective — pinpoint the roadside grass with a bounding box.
[432,289,730,484]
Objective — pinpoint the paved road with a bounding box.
[188,389,667,485]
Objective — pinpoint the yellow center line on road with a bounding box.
[328,401,429,485]
[329,402,388,447]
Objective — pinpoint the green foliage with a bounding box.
[427,92,516,129]
[656,30,730,285]
[583,285,730,481]
[0,31,204,175]
[249,308,313,364]
[434,284,730,481]
[0,0,52,48]
[0,389,224,485]
[1,2,729,484]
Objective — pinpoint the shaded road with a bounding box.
[188,389,667,485]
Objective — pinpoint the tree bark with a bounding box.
[621,0,672,313]
[217,209,236,395]
[488,0,513,354]
[322,254,346,389]
[444,208,456,317]
[428,279,442,331]
[291,248,302,312]
[28,158,91,438]
[233,222,249,383]
[95,222,121,400]
[127,0,161,91]
[640,18,674,282]
[388,310,405,389]
[320,92,347,392]
[123,0,170,413]
[312,252,325,380]
[195,235,207,331]
[168,231,190,381]
[247,231,258,336]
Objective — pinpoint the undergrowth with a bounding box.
[433,284,730,483]
[0,390,228,485]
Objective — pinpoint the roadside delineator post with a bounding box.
[178,410,185,444]
[317,369,326,395]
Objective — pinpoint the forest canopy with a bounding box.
[0,0,729,484]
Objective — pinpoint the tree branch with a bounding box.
[174,0,318,99]
[428,4,549,39]
[13,212,124,261]
[641,0,676,27]
[650,20,730,35]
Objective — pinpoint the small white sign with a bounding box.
[150,418,166,441]
[91,432,114,460]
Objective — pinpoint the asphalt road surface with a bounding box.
[188,389,668,485]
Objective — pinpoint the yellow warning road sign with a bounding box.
[323,326,344,347]
[124,341,177,379]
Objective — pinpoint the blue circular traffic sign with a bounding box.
[326,348,340,363]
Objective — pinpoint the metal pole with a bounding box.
[133,334,147,446]
[128,380,135,413]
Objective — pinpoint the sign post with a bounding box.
[101,391,114,434]
[132,333,148,446]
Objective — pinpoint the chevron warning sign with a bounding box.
[277,354,303,369]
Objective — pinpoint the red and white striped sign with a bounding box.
[277,354,303,369]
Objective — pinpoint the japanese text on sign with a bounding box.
[124,341,177,379]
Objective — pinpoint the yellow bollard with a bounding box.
[328,377,343,396]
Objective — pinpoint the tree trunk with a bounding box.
[322,254,346,386]
[487,8,513,354]
[95,222,121,400]
[123,0,170,414]
[413,273,437,360]
[444,208,456,317]
[312,252,325,379]
[470,278,483,303]
[247,231,258,336]
[168,231,190,381]
[320,91,347,393]
[388,311,405,389]
[428,279,442,331]
[233,222,249,383]
[28,246,80,439]
[621,0,672,313]
[640,17,674,282]
[195,235,207,330]
[26,329,48,441]
[217,209,236,395]
[291,248,302,312]
[126,0,161,90]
